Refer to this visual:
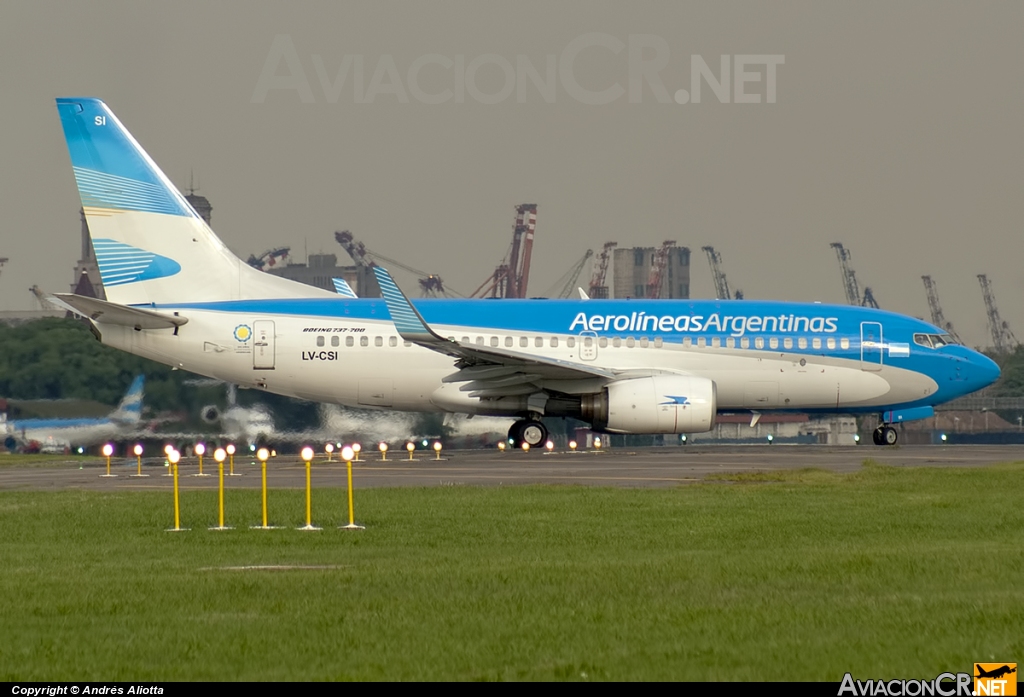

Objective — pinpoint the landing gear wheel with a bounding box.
[872,428,884,446]
[882,427,898,446]
[508,419,548,448]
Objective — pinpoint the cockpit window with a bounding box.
[915,333,955,349]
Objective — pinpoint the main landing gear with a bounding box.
[508,419,548,449]
[872,425,898,446]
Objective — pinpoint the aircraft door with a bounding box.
[860,322,883,371]
[253,320,276,370]
[578,331,598,361]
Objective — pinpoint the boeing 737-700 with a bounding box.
[48,98,1000,448]
[2,375,144,452]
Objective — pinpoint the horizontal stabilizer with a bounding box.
[51,293,188,329]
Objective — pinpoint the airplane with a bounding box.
[2,375,145,452]
[975,665,1016,680]
[48,97,1000,449]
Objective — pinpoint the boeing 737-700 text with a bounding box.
[49,98,999,448]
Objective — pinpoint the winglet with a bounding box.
[332,277,358,298]
[372,266,443,343]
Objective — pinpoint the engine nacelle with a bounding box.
[583,375,717,434]
[200,405,221,424]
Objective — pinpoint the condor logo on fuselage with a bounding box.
[661,395,691,406]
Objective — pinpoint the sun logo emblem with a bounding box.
[233,324,252,342]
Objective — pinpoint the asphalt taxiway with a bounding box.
[0,445,1019,491]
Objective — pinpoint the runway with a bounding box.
[0,444,1020,491]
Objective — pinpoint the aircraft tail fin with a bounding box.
[55,98,332,306]
[110,375,145,424]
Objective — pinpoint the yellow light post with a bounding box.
[406,442,415,461]
[569,440,578,453]
[521,442,530,452]
[379,442,388,461]
[131,443,148,477]
[226,443,240,476]
[100,443,116,477]
[211,447,232,531]
[194,442,209,477]
[252,447,274,530]
[593,437,602,451]
[498,441,506,452]
[325,443,334,462]
[545,440,554,453]
[167,449,186,532]
[433,441,442,460]
[162,444,174,476]
[298,446,320,531]
[352,443,362,462]
[340,446,364,530]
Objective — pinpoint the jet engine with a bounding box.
[582,375,717,434]
[200,405,220,424]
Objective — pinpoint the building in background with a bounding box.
[612,246,690,299]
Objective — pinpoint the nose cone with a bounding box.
[966,351,1001,392]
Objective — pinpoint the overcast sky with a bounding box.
[0,1,1021,348]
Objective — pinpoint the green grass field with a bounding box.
[0,462,1021,680]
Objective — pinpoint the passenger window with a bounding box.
[798,338,808,349]
[697,337,705,348]
[550,337,559,348]
[535,337,544,348]
[598,338,608,348]
[726,337,735,349]
[404,341,412,347]
[346,336,354,347]
[505,336,513,347]
[840,338,850,350]
[826,338,836,349]
[360,336,368,347]
[811,338,820,349]
[683,337,692,348]
[389,336,397,347]
[769,337,778,350]
[653,337,663,348]
[612,337,622,348]
[567,337,576,348]
[476,337,484,346]
[331,336,339,347]
[375,336,383,347]
[627,338,636,348]
[316,336,325,347]
[640,337,649,348]
[490,336,498,347]
[740,338,749,349]
[462,336,470,344]
[784,338,793,350]
[711,337,720,348]
[755,337,764,349]
[584,337,593,347]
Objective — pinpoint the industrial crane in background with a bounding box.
[702,246,743,300]
[588,242,617,299]
[471,204,539,298]
[246,247,290,271]
[335,230,459,297]
[977,274,1018,353]
[645,240,676,299]
[830,242,879,308]
[543,248,593,299]
[921,276,963,344]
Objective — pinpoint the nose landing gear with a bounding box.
[872,425,898,446]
